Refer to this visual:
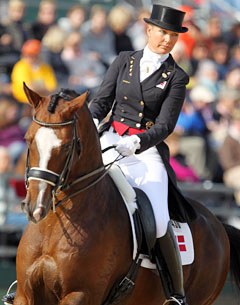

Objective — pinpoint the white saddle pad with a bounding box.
[108,165,194,268]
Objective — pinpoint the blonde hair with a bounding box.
[39,0,56,8]
[8,0,25,9]
[108,5,132,33]
[42,25,67,52]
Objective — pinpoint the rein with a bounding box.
[26,115,114,210]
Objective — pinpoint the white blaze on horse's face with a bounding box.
[35,127,62,204]
[36,127,62,168]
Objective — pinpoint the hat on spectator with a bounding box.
[21,39,41,56]
[190,85,215,103]
[144,4,188,33]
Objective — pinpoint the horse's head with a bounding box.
[22,83,103,223]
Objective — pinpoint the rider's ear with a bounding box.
[23,82,42,108]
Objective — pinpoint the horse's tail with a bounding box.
[223,223,240,290]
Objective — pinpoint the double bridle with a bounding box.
[25,115,107,209]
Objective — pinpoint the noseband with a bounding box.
[26,115,106,209]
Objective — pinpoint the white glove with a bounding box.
[93,118,99,129]
[115,135,141,157]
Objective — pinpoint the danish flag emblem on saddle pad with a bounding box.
[171,220,194,265]
[140,220,194,269]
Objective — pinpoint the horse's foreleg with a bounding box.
[59,292,89,305]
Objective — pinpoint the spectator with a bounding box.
[204,16,225,50]
[0,146,13,175]
[189,41,210,78]
[224,22,240,49]
[81,5,116,68]
[177,5,204,58]
[41,25,69,88]
[218,107,240,205]
[11,39,57,104]
[171,41,193,76]
[2,0,30,52]
[0,145,27,228]
[0,24,19,90]
[210,41,230,80]
[175,85,216,180]
[0,146,17,225]
[211,88,240,149]
[165,132,200,183]
[177,86,215,136]
[30,0,57,41]
[194,59,220,99]
[0,95,25,164]
[107,5,134,54]
[220,63,240,94]
[127,7,150,51]
[229,44,240,67]
[58,4,86,34]
[61,31,106,97]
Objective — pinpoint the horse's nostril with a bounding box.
[33,207,46,222]
[21,200,26,211]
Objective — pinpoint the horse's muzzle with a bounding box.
[21,194,48,223]
[32,206,47,223]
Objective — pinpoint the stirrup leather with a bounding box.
[163,296,185,305]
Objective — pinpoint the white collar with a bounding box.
[143,45,169,63]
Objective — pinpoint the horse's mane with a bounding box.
[48,89,80,113]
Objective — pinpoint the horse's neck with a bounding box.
[76,117,104,174]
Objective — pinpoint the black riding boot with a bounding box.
[154,222,188,305]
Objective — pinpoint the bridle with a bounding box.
[25,114,107,210]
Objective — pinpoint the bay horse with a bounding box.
[14,83,240,305]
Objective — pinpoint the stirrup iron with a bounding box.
[2,280,17,305]
[163,296,185,305]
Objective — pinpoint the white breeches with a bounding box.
[100,129,170,238]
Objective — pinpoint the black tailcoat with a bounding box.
[90,50,196,221]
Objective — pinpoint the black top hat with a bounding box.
[144,4,188,33]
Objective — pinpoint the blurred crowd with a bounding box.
[0,0,240,218]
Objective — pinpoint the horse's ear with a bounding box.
[63,91,89,115]
[23,82,42,108]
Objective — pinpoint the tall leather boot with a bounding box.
[154,221,188,305]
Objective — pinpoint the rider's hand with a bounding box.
[115,135,141,157]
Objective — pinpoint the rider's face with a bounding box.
[147,24,179,55]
